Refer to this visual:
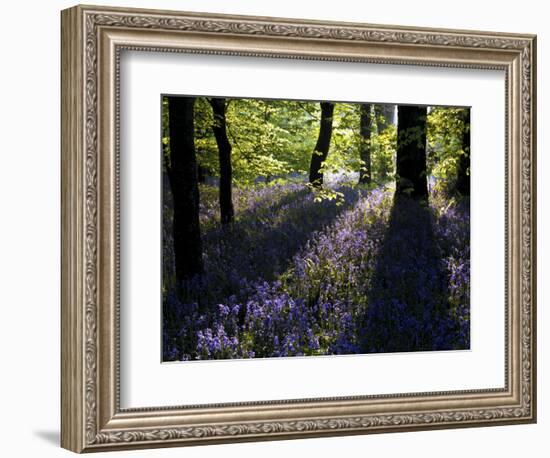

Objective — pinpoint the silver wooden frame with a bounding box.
[61,4,537,453]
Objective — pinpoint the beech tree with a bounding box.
[208,97,234,224]
[396,105,428,200]
[308,102,335,187]
[167,96,203,282]
[358,103,372,184]
[455,109,470,196]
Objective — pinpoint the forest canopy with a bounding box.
[163,97,469,190]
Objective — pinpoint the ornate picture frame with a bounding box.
[61,4,536,453]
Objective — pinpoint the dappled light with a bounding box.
[162,96,470,361]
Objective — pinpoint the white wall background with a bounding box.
[0,0,546,456]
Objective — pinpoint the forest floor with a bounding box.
[163,180,470,361]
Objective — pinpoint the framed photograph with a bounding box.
[61,4,537,453]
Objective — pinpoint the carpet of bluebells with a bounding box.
[162,181,470,361]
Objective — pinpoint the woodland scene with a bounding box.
[161,95,470,361]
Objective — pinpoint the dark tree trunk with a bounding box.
[208,98,234,224]
[374,104,396,132]
[309,102,335,187]
[396,105,428,200]
[167,96,203,282]
[197,166,207,184]
[359,103,372,185]
[455,109,471,196]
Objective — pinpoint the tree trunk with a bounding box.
[455,109,470,196]
[197,166,207,184]
[167,96,203,282]
[208,98,234,224]
[309,102,335,187]
[359,103,372,185]
[396,105,428,200]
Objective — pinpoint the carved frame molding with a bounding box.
[61,4,536,453]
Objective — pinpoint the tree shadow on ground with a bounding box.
[163,183,365,358]
[358,194,453,353]
[197,186,362,306]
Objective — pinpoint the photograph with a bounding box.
[161,96,471,361]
